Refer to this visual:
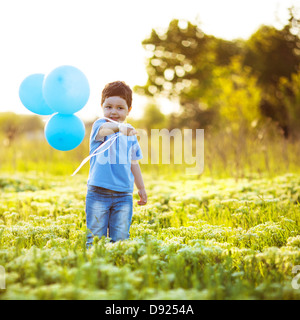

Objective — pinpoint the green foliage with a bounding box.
[133,103,167,133]
[278,73,300,139]
[0,113,44,146]
[241,10,300,137]
[135,8,300,137]
[243,14,300,87]
[0,173,300,299]
[135,19,242,100]
[174,57,262,132]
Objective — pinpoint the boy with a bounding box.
[85,81,147,247]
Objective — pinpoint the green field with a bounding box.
[0,172,300,300]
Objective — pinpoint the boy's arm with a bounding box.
[96,122,137,140]
[131,160,147,205]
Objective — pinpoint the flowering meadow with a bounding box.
[0,172,300,300]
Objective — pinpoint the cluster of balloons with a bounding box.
[19,65,89,151]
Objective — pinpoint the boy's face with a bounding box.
[102,96,131,123]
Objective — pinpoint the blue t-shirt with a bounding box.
[87,118,143,193]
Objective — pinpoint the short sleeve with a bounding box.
[90,119,106,142]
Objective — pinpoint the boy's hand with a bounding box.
[119,124,137,136]
[137,188,147,205]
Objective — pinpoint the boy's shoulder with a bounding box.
[91,118,107,130]
[93,117,107,125]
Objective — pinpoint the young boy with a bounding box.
[85,81,147,247]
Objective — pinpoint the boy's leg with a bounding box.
[85,187,111,248]
[109,193,133,242]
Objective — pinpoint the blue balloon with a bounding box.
[44,113,85,151]
[43,65,90,114]
[19,74,54,115]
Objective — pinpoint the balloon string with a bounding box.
[71,133,120,176]
[71,118,122,176]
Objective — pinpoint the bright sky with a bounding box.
[0,0,298,120]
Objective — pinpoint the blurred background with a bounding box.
[0,1,299,178]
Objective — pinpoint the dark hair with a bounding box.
[101,81,132,109]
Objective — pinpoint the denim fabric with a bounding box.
[85,185,133,247]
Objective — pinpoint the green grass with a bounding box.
[0,172,300,300]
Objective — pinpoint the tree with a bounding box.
[0,112,44,146]
[134,19,244,130]
[243,9,300,87]
[279,73,300,139]
[134,19,242,102]
[142,103,167,133]
[135,9,300,137]
[242,7,300,137]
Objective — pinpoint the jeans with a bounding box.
[85,185,133,247]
